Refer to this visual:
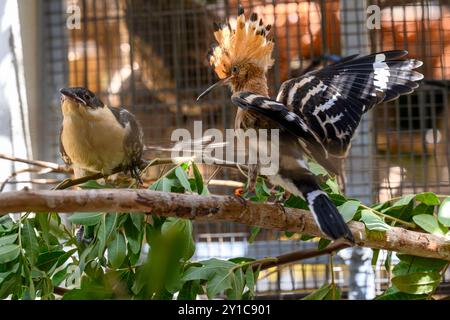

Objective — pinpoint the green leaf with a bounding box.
[124,218,142,256]
[0,245,20,264]
[307,161,328,176]
[300,235,315,241]
[412,203,435,217]
[191,163,204,194]
[284,232,295,238]
[360,210,390,231]
[104,213,119,243]
[416,192,440,206]
[328,193,348,206]
[161,218,195,260]
[68,212,103,226]
[438,197,450,227]
[302,283,332,300]
[325,179,340,195]
[284,195,308,210]
[375,287,428,300]
[177,280,201,300]
[395,255,448,274]
[255,178,271,199]
[248,227,260,244]
[0,234,18,247]
[325,284,341,300]
[371,249,380,267]
[392,195,415,207]
[130,213,144,230]
[392,272,441,294]
[245,266,256,296]
[0,274,20,299]
[21,221,39,263]
[175,167,192,192]
[150,177,175,192]
[52,266,70,287]
[227,268,245,300]
[108,232,126,269]
[384,251,393,272]
[35,213,50,246]
[35,250,67,272]
[183,260,237,299]
[412,214,445,235]
[183,259,236,282]
[206,270,234,299]
[0,215,14,233]
[338,200,361,222]
[79,180,112,189]
[318,238,331,250]
[96,215,107,257]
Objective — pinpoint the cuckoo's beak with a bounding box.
[60,88,87,106]
[197,76,232,101]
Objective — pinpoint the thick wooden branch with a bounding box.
[1,189,449,261]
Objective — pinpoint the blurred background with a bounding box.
[1,0,450,299]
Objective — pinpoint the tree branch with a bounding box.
[1,189,449,260]
[257,242,350,271]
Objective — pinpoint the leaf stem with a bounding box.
[360,204,416,229]
[388,194,449,202]
[232,257,279,273]
[329,254,335,286]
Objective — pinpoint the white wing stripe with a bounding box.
[312,93,341,115]
[373,54,390,90]
[301,82,328,106]
[287,76,313,106]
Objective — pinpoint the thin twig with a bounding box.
[257,242,349,271]
[0,153,70,172]
[0,168,36,192]
[206,167,222,186]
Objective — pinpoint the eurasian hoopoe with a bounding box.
[198,7,423,243]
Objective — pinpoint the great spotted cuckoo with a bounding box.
[59,87,144,184]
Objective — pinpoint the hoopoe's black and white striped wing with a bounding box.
[276,50,423,156]
[231,92,336,170]
[232,92,354,243]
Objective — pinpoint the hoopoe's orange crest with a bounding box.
[208,7,274,79]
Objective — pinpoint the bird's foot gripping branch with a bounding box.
[0,160,450,300]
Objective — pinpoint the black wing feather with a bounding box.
[231,92,341,172]
[277,50,423,156]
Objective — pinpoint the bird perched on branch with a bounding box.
[198,7,423,243]
[59,87,144,184]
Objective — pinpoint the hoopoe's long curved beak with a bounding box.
[197,76,232,101]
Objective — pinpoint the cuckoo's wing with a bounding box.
[59,125,72,166]
[276,50,423,157]
[108,106,144,167]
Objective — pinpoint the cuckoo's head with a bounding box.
[60,87,104,110]
[198,6,274,100]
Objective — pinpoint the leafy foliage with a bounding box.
[0,160,449,300]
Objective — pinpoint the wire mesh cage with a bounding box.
[40,0,450,298]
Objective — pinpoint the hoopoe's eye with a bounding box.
[231,66,239,74]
